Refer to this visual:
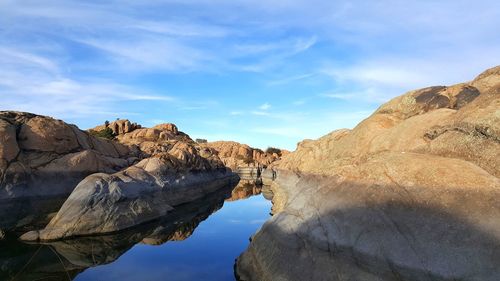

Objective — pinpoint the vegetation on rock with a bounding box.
[89,127,116,140]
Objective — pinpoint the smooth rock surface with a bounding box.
[236,66,500,281]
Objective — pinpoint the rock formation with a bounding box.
[202,141,285,170]
[90,119,141,135]
[236,66,500,281]
[0,112,137,200]
[20,119,238,241]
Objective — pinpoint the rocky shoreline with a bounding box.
[236,66,500,281]
[0,111,283,241]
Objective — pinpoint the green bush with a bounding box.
[89,127,116,140]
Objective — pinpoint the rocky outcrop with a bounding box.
[237,66,500,280]
[0,112,137,200]
[0,111,248,239]
[20,123,237,241]
[91,119,141,135]
[202,141,284,170]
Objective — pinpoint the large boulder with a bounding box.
[237,66,500,281]
[0,112,136,201]
[21,135,236,241]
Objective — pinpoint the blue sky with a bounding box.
[1,0,499,150]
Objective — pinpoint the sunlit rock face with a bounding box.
[202,141,285,170]
[0,110,246,240]
[237,66,500,281]
[0,112,136,200]
[90,119,142,135]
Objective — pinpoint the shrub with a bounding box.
[196,138,208,144]
[89,127,116,140]
[266,147,282,156]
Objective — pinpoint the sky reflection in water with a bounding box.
[74,191,271,281]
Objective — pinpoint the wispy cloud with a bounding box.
[251,111,271,116]
[0,48,174,120]
[0,0,498,150]
[259,103,271,110]
[268,73,316,86]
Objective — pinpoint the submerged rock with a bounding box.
[236,66,500,280]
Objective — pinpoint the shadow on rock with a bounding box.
[236,177,500,281]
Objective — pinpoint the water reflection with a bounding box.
[0,179,269,281]
[0,196,67,233]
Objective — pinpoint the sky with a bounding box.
[1,0,499,150]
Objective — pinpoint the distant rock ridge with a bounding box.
[236,65,500,281]
[202,141,288,170]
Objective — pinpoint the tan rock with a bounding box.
[0,112,134,201]
[91,119,140,135]
[202,141,283,170]
[152,123,178,134]
[0,119,19,162]
[238,66,500,281]
[18,116,80,154]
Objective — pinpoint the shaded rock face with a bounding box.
[202,141,283,170]
[0,196,67,233]
[237,66,500,280]
[0,236,83,281]
[0,112,136,200]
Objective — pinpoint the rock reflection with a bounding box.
[226,180,263,201]
[0,196,67,233]
[1,179,264,281]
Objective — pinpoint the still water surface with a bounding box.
[0,181,271,281]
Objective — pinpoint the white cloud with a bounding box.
[0,48,174,120]
[251,111,271,116]
[259,103,271,110]
[267,73,316,86]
